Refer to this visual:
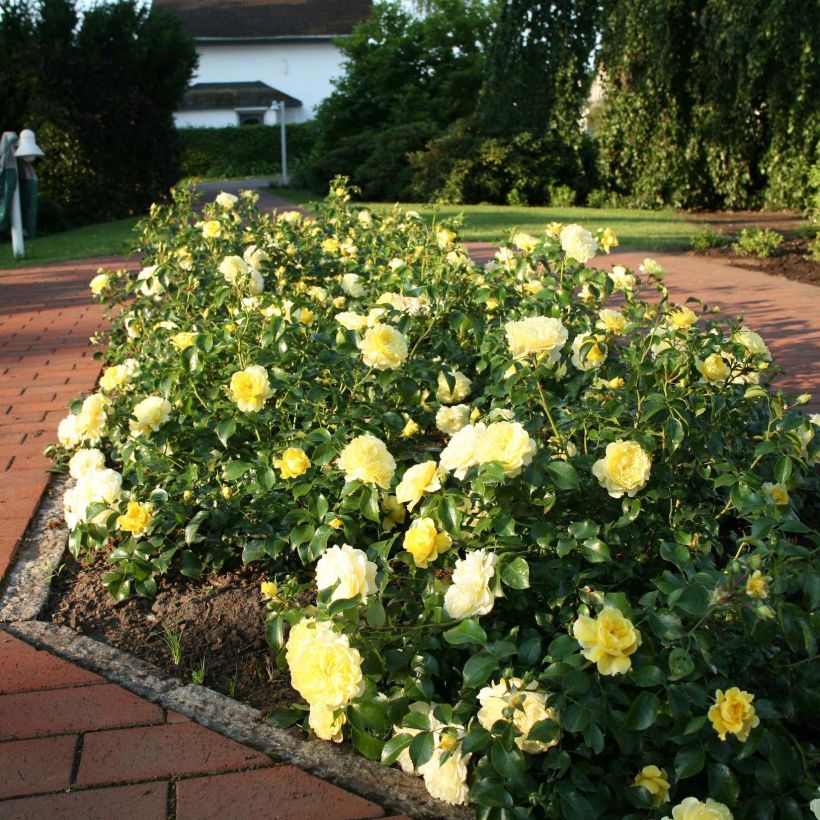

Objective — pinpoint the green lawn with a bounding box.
[361,202,695,251]
[271,190,695,251]
[0,217,139,269]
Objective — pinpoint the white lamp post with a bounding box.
[277,101,288,186]
[11,129,44,259]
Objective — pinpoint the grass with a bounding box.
[0,217,139,270]
[271,190,696,251]
[361,202,695,251]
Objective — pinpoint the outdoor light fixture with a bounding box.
[14,129,44,162]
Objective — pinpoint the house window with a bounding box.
[238,111,264,126]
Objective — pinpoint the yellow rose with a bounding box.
[513,232,539,253]
[599,227,619,252]
[116,500,153,537]
[381,495,406,530]
[571,332,608,371]
[404,517,452,568]
[697,353,731,383]
[201,219,222,239]
[229,364,273,412]
[505,317,568,363]
[602,376,625,389]
[668,306,698,331]
[395,461,441,511]
[477,421,537,478]
[321,236,340,254]
[274,447,310,479]
[419,749,471,806]
[99,364,129,393]
[286,621,364,709]
[546,221,563,239]
[560,224,598,263]
[436,370,472,404]
[308,705,345,742]
[74,393,108,443]
[338,434,396,489]
[733,327,771,360]
[401,418,420,438]
[170,331,198,351]
[315,544,377,602]
[573,606,641,675]
[708,687,759,741]
[485,297,500,312]
[663,797,733,820]
[443,549,498,620]
[597,308,626,334]
[296,307,315,325]
[358,324,408,370]
[609,265,636,291]
[215,191,238,209]
[632,765,670,806]
[436,228,456,248]
[260,581,278,599]
[89,273,110,294]
[592,440,652,498]
[477,678,559,753]
[761,481,789,506]
[745,569,771,599]
[436,404,471,437]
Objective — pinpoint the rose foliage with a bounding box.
[54,181,819,818]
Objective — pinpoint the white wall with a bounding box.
[188,40,346,124]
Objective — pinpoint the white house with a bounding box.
[153,0,372,127]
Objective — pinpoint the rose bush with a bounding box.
[52,180,819,818]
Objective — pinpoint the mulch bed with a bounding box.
[45,554,296,713]
[683,211,820,287]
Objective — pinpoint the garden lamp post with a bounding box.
[0,129,44,259]
[277,101,288,186]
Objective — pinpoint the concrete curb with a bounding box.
[0,485,471,820]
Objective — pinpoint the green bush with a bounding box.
[54,180,819,817]
[177,124,315,179]
[691,226,731,251]
[732,228,784,259]
[409,122,596,206]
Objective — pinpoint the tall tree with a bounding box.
[472,0,600,139]
[597,0,820,208]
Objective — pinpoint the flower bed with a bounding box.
[53,181,819,818]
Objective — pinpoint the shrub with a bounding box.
[177,124,315,180]
[732,228,784,259]
[690,226,731,251]
[55,180,819,817]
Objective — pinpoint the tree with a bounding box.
[304,0,495,199]
[597,0,820,209]
[0,0,197,227]
[472,0,600,140]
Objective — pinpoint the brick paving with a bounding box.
[0,225,817,818]
[0,631,402,819]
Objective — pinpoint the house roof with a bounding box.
[178,81,302,110]
[153,0,372,41]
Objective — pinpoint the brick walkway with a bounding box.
[0,630,400,819]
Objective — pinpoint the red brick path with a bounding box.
[0,631,402,819]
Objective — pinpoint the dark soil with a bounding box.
[684,211,820,287]
[46,554,297,713]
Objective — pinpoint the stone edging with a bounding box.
[0,479,471,820]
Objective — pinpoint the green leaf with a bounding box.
[443,619,487,646]
[547,460,579,490]
[668,648,695,680]
[360,486,380,522]
[409,731,434,769]
[242,540,266,565]
[350,725,384,760]
[179,550,203,578]
[774,456,792,484]
[581,538,611,563]
[665,417,685,452]
[675,745,705,779]
[267,706,304,728]
[381,732,413,766]
[462,726,491,754]
[365,599,386,628]
[624,691,660,730]
[265,614,284,650]
[500,556,530,589]
[490,740,526,780]
[528,718,561,744]
[216,418,236,448]
[708,763,740,806]
[328,596,362,617]
[223,460,253,481]
[463,652,498,688]
[675,584,711,615]
[440,495,461,533]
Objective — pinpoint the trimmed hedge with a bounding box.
[177,124,315,179]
